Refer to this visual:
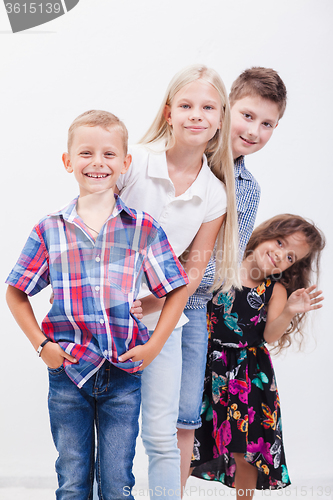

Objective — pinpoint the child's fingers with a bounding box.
[305,284,319,294]
[310,296,324,306]
[309,303,323,310]
[131,299,142,309]
[308,289,323,299]
[42,342,78,366]
[63,352,78,364]
[130,299,143,319]
[118,347,141,363]
[118,352,131,362]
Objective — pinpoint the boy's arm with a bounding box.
[237,185,260,260]
[119,285,189,368]
[6,285,77,368]
[263,284,323,344]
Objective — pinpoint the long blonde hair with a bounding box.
[140,64,240,291]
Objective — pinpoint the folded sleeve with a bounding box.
[5,226,49,296]
[143,225,189,298]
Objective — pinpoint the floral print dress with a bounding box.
[191,279,291,490]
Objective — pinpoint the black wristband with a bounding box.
[36,338,52,357]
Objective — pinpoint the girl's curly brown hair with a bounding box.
[244,214,325,353]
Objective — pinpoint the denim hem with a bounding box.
[176,418,202,430]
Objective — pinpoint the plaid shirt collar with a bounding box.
[49,194,137,227]
[234,155,253,181]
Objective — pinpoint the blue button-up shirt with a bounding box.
[186,156,261,308]
[6,195,188,387]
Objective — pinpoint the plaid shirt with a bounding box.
[6,195,188,387]
[186,156,261,309]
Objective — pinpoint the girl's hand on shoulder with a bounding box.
[130,299,143,319]
[41,341,78,369]
[286,285,324,315]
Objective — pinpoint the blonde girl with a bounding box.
[117,64,240,498]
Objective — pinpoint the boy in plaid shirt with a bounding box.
[6,110,189,500]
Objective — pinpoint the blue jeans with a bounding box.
[141,326,182,498]
[48,362,141,500]
[177,308,208,429]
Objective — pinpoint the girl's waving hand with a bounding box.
[285,285,323,315]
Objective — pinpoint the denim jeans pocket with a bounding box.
[48,364,65,375]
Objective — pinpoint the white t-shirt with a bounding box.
[117,144,227,329]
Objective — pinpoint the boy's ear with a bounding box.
[121,154,132,174]
[163,105,172,125]
[62,152,73,173]
[274,121,279,129]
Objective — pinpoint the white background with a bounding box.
[0,0,332,496]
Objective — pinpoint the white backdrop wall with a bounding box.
[0,0,332,492]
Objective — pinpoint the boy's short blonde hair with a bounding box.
[67,110,128,153]
[229,67,287,119]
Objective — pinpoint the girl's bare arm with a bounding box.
[137,214,225,316]
[263,283,323,344]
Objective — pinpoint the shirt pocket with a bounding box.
[108,247,143,294]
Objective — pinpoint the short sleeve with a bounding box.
[5,226,49,296]
[116,145,146,193]
[202,174,227,224]
[143,225,189,298]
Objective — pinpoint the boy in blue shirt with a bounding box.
[178,67,287,489]
[6,110,189,500]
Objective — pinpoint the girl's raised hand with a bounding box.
[286,285,324,315]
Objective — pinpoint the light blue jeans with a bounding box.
[141,326,182,498]
[177,308,208,429]
[48,362,141,500]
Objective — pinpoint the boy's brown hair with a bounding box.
[229,67,287,119]
[67,110,128,153]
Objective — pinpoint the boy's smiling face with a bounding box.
[62,125,131,197]
[230,95,280,160]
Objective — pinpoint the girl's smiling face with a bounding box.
[164,79,222,151]
[247,232,310,281]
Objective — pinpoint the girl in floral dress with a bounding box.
[191,214,325,497]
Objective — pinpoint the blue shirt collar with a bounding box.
[234,156,253,181]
